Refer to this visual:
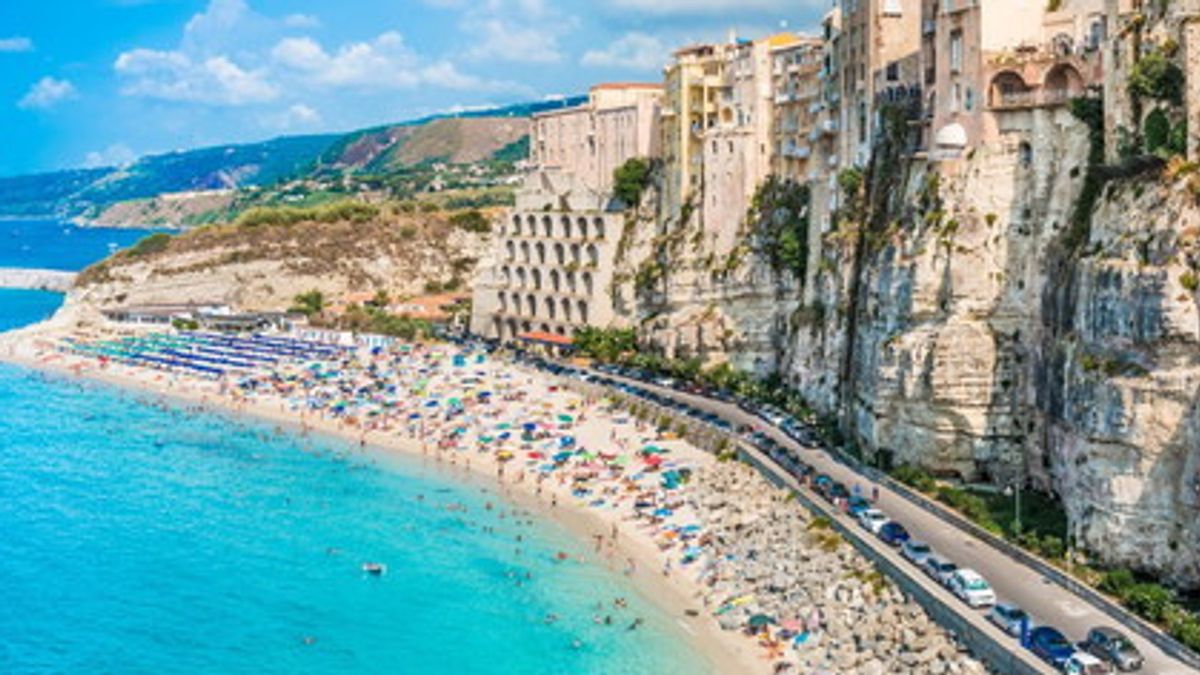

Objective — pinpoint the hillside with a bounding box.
[71,201,493,315]
[0,97,583,220]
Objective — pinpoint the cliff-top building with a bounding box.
[470,83,663,343]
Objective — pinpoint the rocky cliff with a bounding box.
[627,105,1200,587]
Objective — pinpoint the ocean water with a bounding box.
[0,289,64,332]
[0,218,154,270]
[0,265,706,673]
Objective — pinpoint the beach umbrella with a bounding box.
[553,451,573,463]
[643,455,664,467]
[557,414,574,423]
[780,619,803,633]
[748,614,775,628]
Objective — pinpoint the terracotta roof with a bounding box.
[590,82,664,91]
[517,331,575,347]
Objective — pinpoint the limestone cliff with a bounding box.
[627,104,1200,586]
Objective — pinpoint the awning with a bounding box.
[517,331,575,347]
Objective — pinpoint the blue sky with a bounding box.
[0,0,826,177]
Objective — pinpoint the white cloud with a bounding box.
[116,49,278,105]
[582,32,669,70]
[272,33,421,88]
[18,77,77,109]
[83,143,137,169]
[466,19,562,63]
[283,13,321,29]
[0,37,34,53]
[606,0,816,13]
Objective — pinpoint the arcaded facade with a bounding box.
[471,83,663,342]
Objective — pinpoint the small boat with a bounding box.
[362,562,387,576]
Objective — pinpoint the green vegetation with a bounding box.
[1181,270,1199,292]
[1066,95,1107,253]
[749,177,811,279]
[573,327,637,362]
[290,289,326,317]
[491,136,530,164]
[1098,568,1200,651]
[336,304,433,340]
[126,232,174,257]
[1129,49,1185,106]
[236,200,380,228]
[613,157,653,207]
[448,209,491,233]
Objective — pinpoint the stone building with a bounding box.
[470,83,663,342]
[770,35,827,182]
[830,0,923,170]
[924,0,1107,161]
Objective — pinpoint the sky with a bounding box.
[0,0,829,177]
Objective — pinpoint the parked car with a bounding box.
[847,496,872,517]
[857,509,889,534]
[922,555,959,586]
[878,521,910,546]
[1079,627,1143,672]
[1064,651,1113,675]
[986,603,1028,637]
[947,569,996,608]
[901,540,932,566]
[825,481,850,504]
[1029,625,1076,669]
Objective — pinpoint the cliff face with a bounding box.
[1042,175,1200,585]
[632,106,1200,586]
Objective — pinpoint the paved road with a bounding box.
[592,371,1197,675]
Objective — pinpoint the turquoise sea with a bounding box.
[0,218,154,270]
[0,226,706,674]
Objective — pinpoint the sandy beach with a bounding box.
[1,332,767,675]
[1,328,991,675]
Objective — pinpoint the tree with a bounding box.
[290,289,326,317]
[368,290,391,310]
[1129,50,1185,105]
[613,158,652,207]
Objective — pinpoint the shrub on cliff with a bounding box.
[1129,50,1185,105]
[127,232,173,258]
[613,158,652,208]
[448,209,491,233]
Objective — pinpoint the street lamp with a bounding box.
[1004,483,1022,536]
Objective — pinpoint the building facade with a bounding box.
[471,84,663,342]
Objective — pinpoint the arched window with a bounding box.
[554,243,565,265]
[498,292,508,313]
[550,269,561,292]
[988,71,1032,108]
[582,271,594,296]
[542,215,553,237]
[586,244,599,267]
[526,214,536,232]
[520,241,531,263]
[532,268,542,290]
[577,300,589,324]
[501,266,512,286]
[1043,63,1084,105]
[593,217,605,239]
[578,217,589,239]
[570,243,582,265]
[516,267,527,288]
[535,242,546,265]
[512,293,522,316]
[561,298,572,321]
[566,271,577,294]
[1018,141,1033,168]
[527,294,538,317]
[561,215,572,239]
[505,240,515,261]
[512,215,522,236]
[546,297,557,319]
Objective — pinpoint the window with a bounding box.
[886,62,899,82]
[950,83,961,112]
[882,0,902,15]
[949,30,963,74]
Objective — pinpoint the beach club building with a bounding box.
[470,83,663,344]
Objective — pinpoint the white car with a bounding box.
[857,508,889,534]
[901,540,932,566]
[1064,652,1113,675]
[986,603,1028,637]
[948,569,996,608]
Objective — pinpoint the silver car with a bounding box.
[901,540,932,566]
[986,603,1029,637]
[922,555,958,586]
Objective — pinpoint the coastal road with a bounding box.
[589,371,1198,675]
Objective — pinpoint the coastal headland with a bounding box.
[0,267,76,292]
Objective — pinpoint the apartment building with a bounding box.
[831,0,923,169]
[770,35,827,183]
[470,84,663,343]
[924,0,1107,160]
